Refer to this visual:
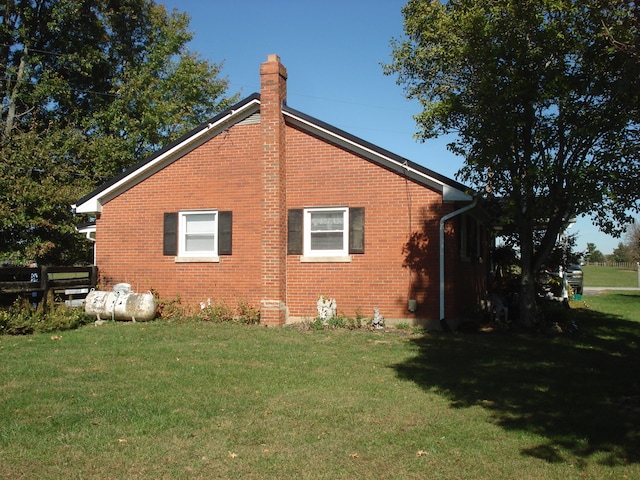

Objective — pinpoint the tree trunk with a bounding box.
[2,47,27,142]
[517,218,538,327]
[518,263,538,328]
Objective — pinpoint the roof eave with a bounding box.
[282,106,472,200]
[74,93,475,215]
[443,185,473,202]
[73,94,261,215]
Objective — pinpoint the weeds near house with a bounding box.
[236,299,261,324]
[0,295,92,335]
[301,312,373,331]
[156,294,261,325]
[1,293,261,336]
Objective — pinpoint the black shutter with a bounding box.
[163,212,178,256]
[349,207,365,254]
[218,211,232,255]
[287,209,303,255]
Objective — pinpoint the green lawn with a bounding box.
[582,264,639,288]
[2,294,640,479]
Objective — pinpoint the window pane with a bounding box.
[186,213,216,234]
[185,234,215,252]
[310,211,343,232]
[311,232,343,250]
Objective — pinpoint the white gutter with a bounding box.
[439,197,478,321]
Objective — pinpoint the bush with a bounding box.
[0,296,92,335]
[156,295,261,325]
[236,299,260,325]
[299,311,390,332]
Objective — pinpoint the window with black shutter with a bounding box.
[163,212,178,256]
[218,211,232,255]
[164,210,232,260]
[349,207,365,254]
[288,209,303,255]
[288,207,365,259]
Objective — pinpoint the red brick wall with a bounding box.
[95,118,463,323]
[96,114,478,326]
[284,124,454,322]
[95,123,264,308]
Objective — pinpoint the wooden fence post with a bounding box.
[40,265,50,310]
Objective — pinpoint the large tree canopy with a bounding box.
[1,0,237,264]
[386,0,640,325]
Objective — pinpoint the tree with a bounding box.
[623,221,640,262]
[1,0,237,264]
[585,242,605,264]
[610,242,633,264]
[386,0,640,326]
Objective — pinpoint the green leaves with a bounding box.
[1,1,237,264]
[386,0,640,324]
[388,0,640,228]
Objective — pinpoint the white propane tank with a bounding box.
[85,283,156,322]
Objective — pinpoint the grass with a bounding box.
[1,293,640,479]
[582,264,639,288]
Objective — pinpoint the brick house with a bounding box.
[74,54,490,329]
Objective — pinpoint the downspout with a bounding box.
[439,196,478,325]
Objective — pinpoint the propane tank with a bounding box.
[85,283,156,322]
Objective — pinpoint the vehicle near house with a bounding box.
[565,264,584,295]
[73,54,493,329]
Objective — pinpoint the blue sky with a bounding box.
[160,0,626,255]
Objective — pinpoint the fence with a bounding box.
[584,262,639,270]
[0,265,98,307]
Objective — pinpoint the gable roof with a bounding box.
[73,94,473,214]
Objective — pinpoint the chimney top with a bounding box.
[260,53,287,105]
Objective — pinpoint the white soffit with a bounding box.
[443,185,473,201]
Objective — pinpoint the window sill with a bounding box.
[300,255,352,263]
[174,256,220,263]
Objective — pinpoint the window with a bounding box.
[460,213,481,261]
[163,211,232,260]
[286,207,364,260]
[287,207,364,262]
[180,211,218,257]
[304,207,349,257]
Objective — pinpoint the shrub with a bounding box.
[0,295,92,335]
[199,298,235,323]
[310,317,326,331]
[345,315,363,330]
[236,299,260,324]
[155,295,261,325]
[327,315,346,329]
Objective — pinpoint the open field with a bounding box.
[2,292,640,479]
[582,264,638,288]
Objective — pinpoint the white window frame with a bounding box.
[178,210,218,259]
[303,207,349,258]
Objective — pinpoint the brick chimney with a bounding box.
[260,54,288,326]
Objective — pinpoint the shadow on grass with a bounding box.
[393,294,640,466]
